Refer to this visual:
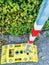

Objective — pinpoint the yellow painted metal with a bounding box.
[1,43,38,64]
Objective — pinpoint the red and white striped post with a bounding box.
[25,0,49,52]
[28,22,41,44]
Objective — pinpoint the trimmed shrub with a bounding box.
[1,0,47,36]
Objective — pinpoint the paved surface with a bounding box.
[0,31,49,65]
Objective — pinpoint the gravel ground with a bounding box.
[0,31,49,65]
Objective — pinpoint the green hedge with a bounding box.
[0,0,47,36]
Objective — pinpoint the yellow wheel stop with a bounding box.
[1,43,38,64]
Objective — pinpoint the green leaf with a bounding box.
[0,0,4,3]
